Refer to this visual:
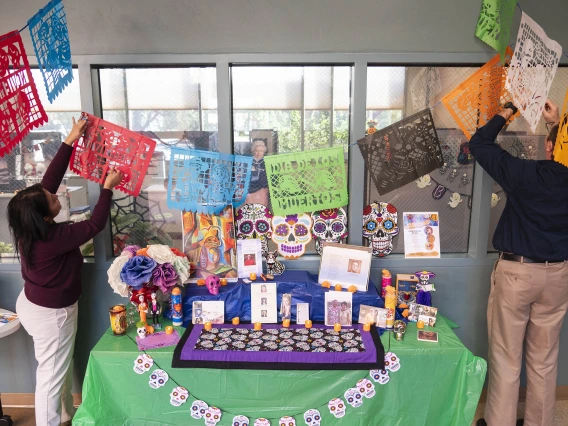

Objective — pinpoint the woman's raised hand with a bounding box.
[103,167,124,190]
[64,116,88,145]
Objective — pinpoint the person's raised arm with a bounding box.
[41,117,87,193]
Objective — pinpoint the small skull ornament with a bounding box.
[344,387,364,408]
[204,406,222,426]
[280,415,296,426]
[303,409,321,426]
[233,415,250,426]
[205,275,221,295]
[271,213,313,259]
[236,203,273,254]
[190,400,209,419]
[311,208,348,255]
[254,418,271,426]
[362,202,399,257]
[148,369,168,389]
[137,326,147,339]
[370,369,390,385]
[384,351,401,372]
[133,354,153,374]
[169,386,189,406]
[356,378,376,398]
[328,397,346,418]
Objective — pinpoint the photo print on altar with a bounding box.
[325,291,353,326]
[358,305,389,328]
[192,301,225,324]
[319,243,372,291]
[237,239,263,278]
[251,283,277,323]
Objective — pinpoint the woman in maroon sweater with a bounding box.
[8,118,123,426]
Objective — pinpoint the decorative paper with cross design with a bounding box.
[167,148,253,214]
[69,113,156,196]
[441,49,517,140]
[506,12,562,133]
[0,31,48,157]
[475,0,517,63]
[553,89,568,168]
[357,109,443,196]
[27,0,73,103]
[263,146,348,216]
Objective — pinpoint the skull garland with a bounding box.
[311,207,348,255]
[303,409,321,426]
[254,418,271,426]
[133,354,153,374]
[328,397,347,418]
[190,400,209,419]
[271,214,313,259]
[205,275,221,295]
[148,369,169,389]
[356,378,376,398]
[369,369,390,385]
[233,415,250,426]
[384,351,401,372]
[204,406,222,426]
[236,203,273,255]
[344,387,364,408]
[280,415,296,426]
[169,386,189,406]
[362,202,399,257]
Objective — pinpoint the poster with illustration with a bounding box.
[324,291,353,326]
[403,212,440,258]
[182,206,238,282]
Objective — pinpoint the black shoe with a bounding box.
[516,420,524,426]
[476,420,487,426]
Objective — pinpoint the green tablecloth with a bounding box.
[74,317,486,426]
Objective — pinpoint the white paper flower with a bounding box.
[107,255,130,297]
[146,244,177,264]
[172,256,190,285]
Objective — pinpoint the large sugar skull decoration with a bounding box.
[279,415,296,426]
[362,202,399,257]
[233,415,250,426]
[190,400,209,419]
[328,398,346,418]
[271,213,313,259]
[204,406,222,426]
[311,208,348,255]
[236,203,273,254]
[303,409,321,426]
[205,275,221,295]
[344,387,363,408]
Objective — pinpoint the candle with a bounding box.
[254,322,262,330]
[334,284,342,291]
[417,320,425,329]
[232,317,240,325]
[305,320,312,329]
[321,280,331,288]
[249,273,257,281]
[220,278,228,286]
[282,318,291,328]
[334,323,341,332]
[204,321,212,331]
[363,323,371,332]
[165,326,174,335]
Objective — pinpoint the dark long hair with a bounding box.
[7,184,51,266]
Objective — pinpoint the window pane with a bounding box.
[231,65,352,255]
[364,66,475,254]
[488,66,568,251]
[98,67,218,256]
[0,69,92,257]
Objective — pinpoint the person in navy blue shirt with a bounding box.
[472,100,566,426]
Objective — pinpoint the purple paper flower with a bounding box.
[121,245,141,258]
[120,255,156,290]
[152,262,179,293]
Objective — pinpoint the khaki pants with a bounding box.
[16,290,78,426]
[485,258,568,426]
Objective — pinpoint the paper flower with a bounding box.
[121,245,141,258]
[170,247,187,258]
[319,209,339,220]
[107,254,130,297]
[363,205,372,215]
[120,256,157,290]
[171,256,190,285]
[147,244,177,264]
[152,263,178,293]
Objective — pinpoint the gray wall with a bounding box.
[1,0,568,395]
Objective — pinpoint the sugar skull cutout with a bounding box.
[233,415,250,426]
[328,397,346,418]
[384,351,401,372]
[303,409,321,426]
[370,369,390,385]
[133,354,153,374]
[254,419,271,426]
[236,203,273,254]
[362,202,399,257]
[356,378,376,398]
[190,400,209,419]
[344,387,364,408]
[206,275,221,295]
[169,386,189,406]
[148,369,168,389]
[204,406,222,426]
[271,213,313,259]
[311,207,348,255]
[280,415,296,426]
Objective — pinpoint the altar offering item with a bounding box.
[254,322,262,330]
[165,326,174,335]
[296,303,310,324]
[204,321,212,331]
[192,301,225,324]
[220,278,228,286]
[137,322,147,339]
[146,325,155,334]
[305,320,313,329]
[149,291,161,328]
[232,317,240,325]
[348,285,357,293]
[109,304,127,335]
[417,330,438,343]
[386,309,395,329]
[325,291,353,326]
[197,278,206,286]
[170,287,183,327]
[205,275,221,295]
[334,323,342,332]
[321,280,331,288]
[396,274,419,304]
[381,269,392,298]
[237,239,263,278]
[250,273,257,281]
[363,323,371,332]
[319,243,372,291]
[335,284,342,291]
[384,286,397,310]
[137,294,148,324]
[417,320,425,329]
[393,320,406,341]
[251,283,277,323]
[283,318,291,328]
[407,303,438,326]
[280,293,292,320]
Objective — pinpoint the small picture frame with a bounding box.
[395,274,420,304]
[237,239,263,278]
[251,283,277,323]
[319,243,372,292]
[407,303,438,326]
[324,291,353,326]
[192,301,225,324]
[358,305,389,328]
[296,303,309,324]
[417,330,438,343]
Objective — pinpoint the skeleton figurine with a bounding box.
[438,162,451,175]
[447,168,458,182]
[263,250,285,276]
[458,173,470,187]
[149,292,161,329]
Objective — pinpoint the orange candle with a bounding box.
[220,278,228,286]
[305,320,313,329]
[254,322,262,330]
[165,326,174,335]
[334,323,341,332]
[232,317,240,325]
[282,318,291,328]
[334,284,342,291]
[204,321,212,331]
[321,280,331,288]
[249,273,257,281]
[417,320,425,329]
[363,323,371,332]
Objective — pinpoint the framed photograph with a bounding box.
[319,243,372,292]
[403,212,440,258]
[408,303,438,325]
[417,330,438,343]
[192,301,225,324]
[296,303,309,324]
[395,274,420,304]
[325,291,353,326]
[358,305,389,328]
[237,239,263,278]
[251,283,277,323]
